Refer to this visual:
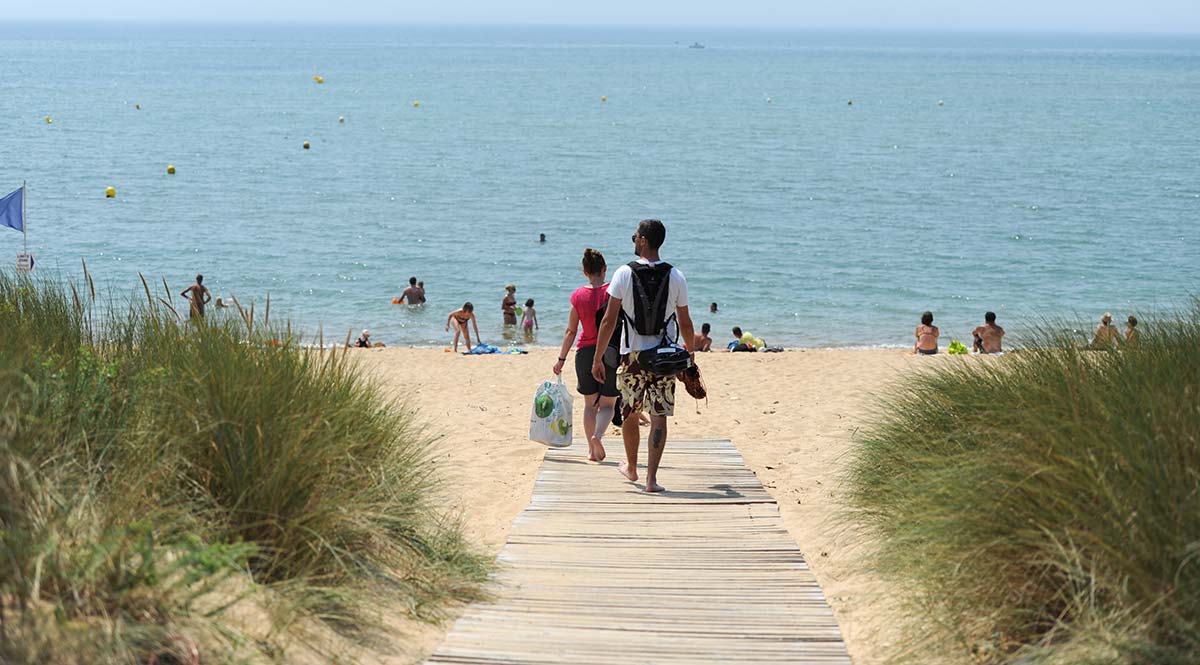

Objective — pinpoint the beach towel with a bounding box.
[464,344,528,355]
[529,375,574,447]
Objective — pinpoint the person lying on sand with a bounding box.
[972,311,1005,354]
[1091,312,1121,349]
[446,302,481,353]
[914,311,939,355]
[728,326,764,352]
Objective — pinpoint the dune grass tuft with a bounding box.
[847,308,1200,664]
[0,269,487,663]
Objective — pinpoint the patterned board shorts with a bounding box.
[617,360,676,418]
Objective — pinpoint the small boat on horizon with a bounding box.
[688,42,705,49]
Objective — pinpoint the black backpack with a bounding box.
[622,261,692,376]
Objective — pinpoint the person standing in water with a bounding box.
[553,248,620,462]
[502,284,518,327]
[522,298,538,340]
[180,274,211,320]
[400,277,426,305]
[593,219,694,493]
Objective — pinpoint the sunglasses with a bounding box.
[631,234,639,242]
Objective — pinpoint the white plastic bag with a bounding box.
[529,375,574,447]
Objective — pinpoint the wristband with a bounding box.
[557,356,566,362]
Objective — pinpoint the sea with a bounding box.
[2,24,1198,348]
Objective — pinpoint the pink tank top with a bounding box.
[570,284,609,350]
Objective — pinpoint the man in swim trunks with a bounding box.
[400,277,425,305]
[593,219,694,493]
[180,274,211,320]
[972,311,1005,354]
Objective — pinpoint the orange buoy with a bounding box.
[392,298,400,304]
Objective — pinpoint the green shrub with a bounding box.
[848,309,1200,664]
[0,269,487,663]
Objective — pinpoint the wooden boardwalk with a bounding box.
[427,439,851,665]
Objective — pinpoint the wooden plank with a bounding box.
[427,439,851,665]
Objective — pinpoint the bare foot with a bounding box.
[590,436,607,462]
[617,461,638,482]
[644,481,665,493]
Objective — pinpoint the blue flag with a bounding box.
[0,186,22,233]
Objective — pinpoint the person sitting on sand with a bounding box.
[1092,312,1121,349]
[553,248,620,462]
[972,311,1005,354]
[399,277,426,305]
[522,298,538,338]
[1125,315,1140,346]
[353,329,372,348]
[914,311,939,355]
[694,323,713,352]
[446,302,481,353]
[502,284,518,326]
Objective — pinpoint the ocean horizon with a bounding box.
[3,23,1198,348]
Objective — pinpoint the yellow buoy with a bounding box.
[167,164,176,175]
[303,141,310,150]
[412,100,420,108]
[313,75,325,84]
[44,116,52,124]
[601,95,607,102]
[105,186,116,198]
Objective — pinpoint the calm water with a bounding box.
[3,24,1198,347]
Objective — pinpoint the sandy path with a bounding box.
[353,347,965,664]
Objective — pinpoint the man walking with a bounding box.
[180,274,211,320]
[593,219,694,493]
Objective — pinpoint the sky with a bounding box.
[10,0,1200,33]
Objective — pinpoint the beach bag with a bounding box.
[529,375,574,447]
[948,340,969,355]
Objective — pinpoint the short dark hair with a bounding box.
[196,274,203,283]
[463,302,474,312]
[637,219,666,250]
[921,311,934,326]
[702,323,711,334]
[985,311,996,324]
[1128,315,1138,327]
[525,298,534,307]
[732,326,743,337]
[409,276,417,286]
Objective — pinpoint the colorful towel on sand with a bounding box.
[464,344,527,355]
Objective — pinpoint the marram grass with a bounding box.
[848,308,1200,664]
[0,269,487,663]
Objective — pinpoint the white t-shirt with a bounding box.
[607,259,689,354]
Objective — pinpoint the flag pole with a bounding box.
[22,180,28,254]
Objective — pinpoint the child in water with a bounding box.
[522,298,538,339]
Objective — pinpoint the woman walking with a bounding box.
[553,248,619,462]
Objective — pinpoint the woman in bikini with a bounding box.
[446,302,480,352]
[914,311,940,355]
[553,248,619,462]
